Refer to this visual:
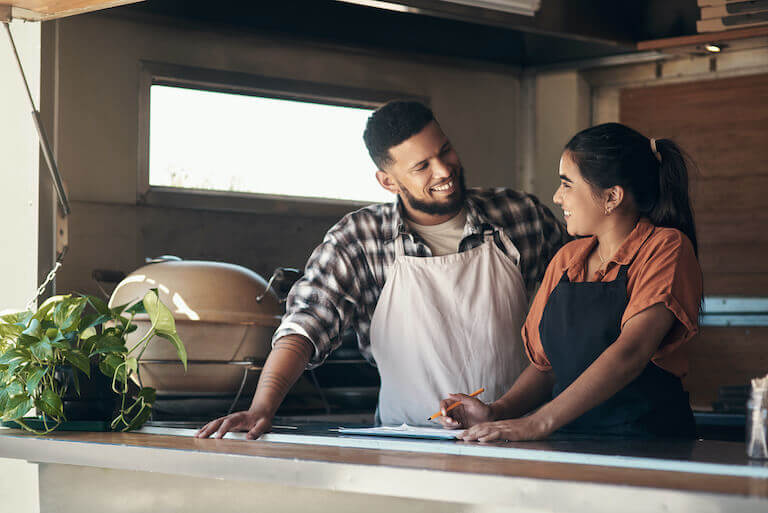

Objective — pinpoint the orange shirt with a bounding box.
[523,218,702,378]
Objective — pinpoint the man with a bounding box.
[197,101,568,439]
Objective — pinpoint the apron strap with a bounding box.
[492,229,521,267]
[616,263,631,280]
[394,233,406,257]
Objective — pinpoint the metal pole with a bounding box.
[3,21,71,216]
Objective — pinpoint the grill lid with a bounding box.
[108,260,282,326]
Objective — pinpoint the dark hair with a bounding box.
[363,101,434,169]
[564,122,698,256]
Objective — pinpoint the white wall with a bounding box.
[0,20,40,312]
[0,18,43,513]
[533,70,590,214]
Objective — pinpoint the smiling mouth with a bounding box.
[430,180,454,193]
[563,210,572,218]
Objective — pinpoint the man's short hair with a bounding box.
[363,101,435,169]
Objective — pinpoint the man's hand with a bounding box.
[435,393,495,429]
[457,415,552,443]
[195,407,274,440]
[194,335,313,440]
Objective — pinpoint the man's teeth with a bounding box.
[563,210,572,217]
[432,181,453,192]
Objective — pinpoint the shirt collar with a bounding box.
[564,218,656,279]
[384,190,495,243]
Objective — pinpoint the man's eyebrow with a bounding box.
[559,173,573,183]
[409,141,451,170]
[409,158,428,170]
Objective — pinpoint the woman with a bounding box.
[439,123,703,440]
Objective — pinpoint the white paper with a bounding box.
[337,423,463,440]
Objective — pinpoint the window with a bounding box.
[139,63,422,211]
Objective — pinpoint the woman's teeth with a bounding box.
[563,210,572,218]
[431,181,453,192]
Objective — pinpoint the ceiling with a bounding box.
[106,0,699,68]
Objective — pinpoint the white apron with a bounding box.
[370,230,529,426]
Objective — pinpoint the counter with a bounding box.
[1,425,767,513]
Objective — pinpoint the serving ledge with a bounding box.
[0,426,767,513]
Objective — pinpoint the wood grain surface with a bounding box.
[1,430,767,498]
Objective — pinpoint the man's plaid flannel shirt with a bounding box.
[272,188,569,368]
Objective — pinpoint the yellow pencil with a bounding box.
[427,388,485,421]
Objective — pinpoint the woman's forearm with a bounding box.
[533,304,675,433]
[490,364,555,420]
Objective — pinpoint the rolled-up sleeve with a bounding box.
[621,230,703,377]
[272,237,362,369]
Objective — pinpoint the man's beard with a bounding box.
[399,170,467,216]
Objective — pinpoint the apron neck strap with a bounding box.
[616,263,630,280]
[394,233,406,257]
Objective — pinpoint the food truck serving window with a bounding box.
[138,62,419,212]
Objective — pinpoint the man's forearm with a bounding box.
[249,335,313,415]
[490,364,555,420]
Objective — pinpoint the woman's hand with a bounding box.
[457,415,553,442]
[436,393,496,429]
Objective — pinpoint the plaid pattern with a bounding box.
[273,188,569,368]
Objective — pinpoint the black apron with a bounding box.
[538,260,695,438]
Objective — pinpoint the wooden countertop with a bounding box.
[1,427,768,510]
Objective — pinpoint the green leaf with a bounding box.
[156,332,187,370]
[124,301,146,315]
[137,386,156,404]
[50,338,73,351]
[80,313,111,331]
[25,367,47,395]
[0,349,27,365]
[125,324,138,334]
[89,335,126,356]
[99,354,126,383]
[125,356,138,378]
[124,404,152,431]
[54,298,87,331]
[86,295,111,316]
[29,338,54,361]
[35,389,63,418]
[0,323,23,340]
[143,289,176,336]
[16,334,38,348]
[0,381,22,411]
[80,326,97,341]
[21,318,42,339]
[63,349,90,377]
[31,297,63,323]
[1,311,32,326]
[4,395,34,421]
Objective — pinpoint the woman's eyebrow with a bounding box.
[559,174,573,183]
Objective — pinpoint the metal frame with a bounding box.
[137,61,427,215]
[700,297,768,327]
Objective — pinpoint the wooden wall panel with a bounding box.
[685,327,768,408]
[621,74,768,408]
[621,74,768,295]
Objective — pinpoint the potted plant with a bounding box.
[0,289,186,434]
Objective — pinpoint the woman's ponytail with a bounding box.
[650,140,698,256]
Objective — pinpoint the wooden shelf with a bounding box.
[1,0,143,22]
[638,25,768,51]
